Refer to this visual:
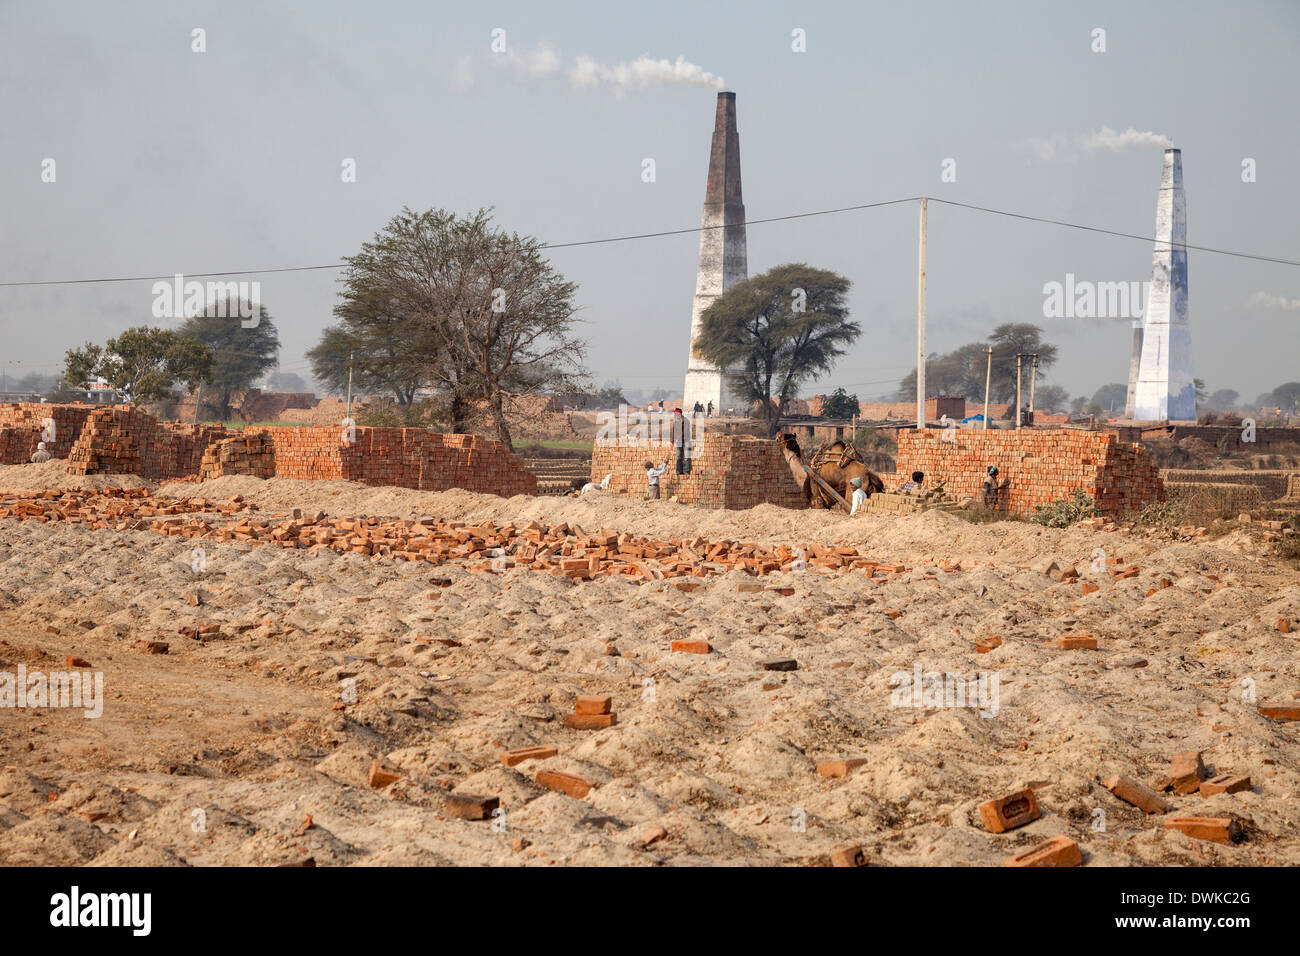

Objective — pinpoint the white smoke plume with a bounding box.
[1080,126,1174,152]
[1249,291,1300,311]
[1023,126,1173,162]
[484,44,724,94]
[571,54,725,92]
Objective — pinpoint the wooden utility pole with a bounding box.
[1028,353,1039,426]
[193,382,203,424]
[345,350,355,424]
[982,345,992,431]
[916,197,927,430]
[1015,352,1023,431]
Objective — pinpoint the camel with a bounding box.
[777,434,885,510]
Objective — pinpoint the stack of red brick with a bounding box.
[896,429,1164,517]
[590,434,807,510]
[251,426,537,497]
[0,403,97,461]
[66,408,144,475]
[0,428,40,465]
[2,403,538,496]
[199,432,276,480]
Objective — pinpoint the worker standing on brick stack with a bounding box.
[671,408,692,475]
[644,460,667,499]
[30,441,50,463]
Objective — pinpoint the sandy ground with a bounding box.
[1,464,1298,866]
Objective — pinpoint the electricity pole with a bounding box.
[916,197,927,431]
[1028,353,1039,426]
[982,345,992,431]
[1015,353,1024,430]
[345,350,355,424]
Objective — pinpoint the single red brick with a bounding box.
[1162,751,1207,794]
[1162,816,1243,844]
[1056,635,1097,650]
[500,745,558,767]
[975,636,1002,654]
[1103,774,1170,814]
[575,694,613,715]
[563,712,616,730]
[535,769,592,798]
[1277,618,1292,634]
[671,639,712,654]
[65,656,91,668]
[816,758,866,778]
[1199,773,1251,797]
[1080,582,1100,596]
[446,793,499,820]
[1258,703,1300,721]
[979,788,1040,833]
[830,845,868,867]
[367,759,402,789]
[1003,835,1082,867]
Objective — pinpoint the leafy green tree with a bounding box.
[1205,389,1239,411]
[1034,384,1069,413]
[1271,382,1300,414]
[988,324,1058,402]
[1091,383,1128,413]
[325,207,587,446]
[62,327,211,403]
[693,263,858,437]
[898,326,1057,404]
[263,370,309,393]
[819,387,860,419]
[309,284,440,408]
[179,302,280,419]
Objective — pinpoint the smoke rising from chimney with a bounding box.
[1023,126,1174,162]
[467,43,725,94]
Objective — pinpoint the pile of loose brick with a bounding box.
[199,433,276,480]
[0,488,924,583]
[590,434,807,510]
[896,429,1164,517]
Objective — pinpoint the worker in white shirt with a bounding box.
[848,475,868,515]
[644,460,667,500]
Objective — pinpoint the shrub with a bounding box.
[1030,489,1096,527]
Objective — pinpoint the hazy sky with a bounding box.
[2,0,1297,402]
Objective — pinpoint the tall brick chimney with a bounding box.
[682,92,747,416]
[1133,148,1194,421]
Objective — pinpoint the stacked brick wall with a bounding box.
[199,433,276,480]
[0,428,40,464]
[895,429,1164,517]
[590,434,807,510]
[5,404,537,495]
[67,408,144,474]
[252,426,537,497]
[1160,469,1293,501]
[0,403,97,460]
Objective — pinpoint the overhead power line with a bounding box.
[0,195,1296,288]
